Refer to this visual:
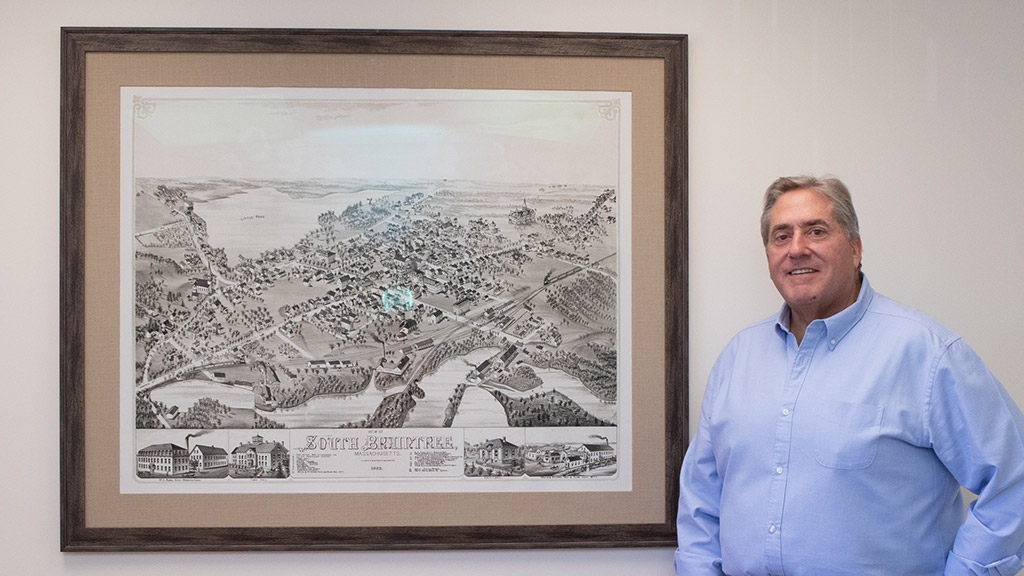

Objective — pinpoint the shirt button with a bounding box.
[769,525,777,533]
[776,467,784,475]
[782,408,791,416]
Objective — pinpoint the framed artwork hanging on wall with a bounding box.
[60,26,688,551]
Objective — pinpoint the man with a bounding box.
[675,175,1024,575]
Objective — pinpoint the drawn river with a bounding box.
[253,348,617,428]
[149,380,255,412]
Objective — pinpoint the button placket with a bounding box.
[765,324,822,575]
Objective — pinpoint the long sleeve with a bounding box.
[675,363,726,576]
[928,339,1024,576]
[673,281,1024,575]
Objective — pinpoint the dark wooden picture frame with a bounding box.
[60,27,687,552]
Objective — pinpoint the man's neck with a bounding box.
[788,277,863,346]
[791,321,808,345]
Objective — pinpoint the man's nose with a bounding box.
[788,232,811,256]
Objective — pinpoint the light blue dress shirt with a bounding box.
[675,276,1024,576]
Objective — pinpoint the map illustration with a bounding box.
[122,88,630,490]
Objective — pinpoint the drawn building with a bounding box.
[231,434,289,473]
[565,454,586,470]
[452,296,474,316]
[189,444,229,471]
[541,449,567,464]
[508,200,536,226]
[377,355,411,376]
[192,277,211,295]
[496,345,518,369]
[479,437,522,465]
[580,443,615,462]
[136,443,190,476]
[397,318,417,339]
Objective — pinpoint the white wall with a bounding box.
[3,1,1023,574]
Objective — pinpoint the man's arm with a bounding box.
[674,421,726,576]
[930,339,1024,576]
[675,362,727,576]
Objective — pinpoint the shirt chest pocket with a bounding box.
[812,400,884,470]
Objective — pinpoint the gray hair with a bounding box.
[760,175,861,246]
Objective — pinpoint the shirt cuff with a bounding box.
[673,549,725,576]
[946,550,1024,576]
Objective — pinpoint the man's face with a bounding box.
[766,188,863,323]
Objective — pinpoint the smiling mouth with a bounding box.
[789,269,816,275]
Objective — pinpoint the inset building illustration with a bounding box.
[136,431,233,479]
[190,444,229,472]
[229,434,290,478]
[524,437,617,478]
[464,434,525,477]
[136,443,190,477]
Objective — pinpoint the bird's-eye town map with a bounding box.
[121,88,631,494]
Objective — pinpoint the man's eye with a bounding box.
[808,228,826,237]
[773,234,789,243]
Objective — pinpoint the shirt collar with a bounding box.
[774,274,874,349]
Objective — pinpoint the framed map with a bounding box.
[123,87,630,495]
[60,27,687,551]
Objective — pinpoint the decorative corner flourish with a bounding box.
[133,96,156,119]
[598,99,621,121]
